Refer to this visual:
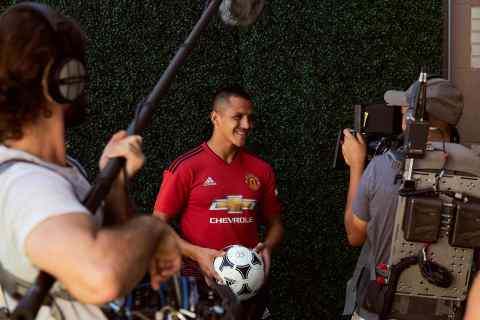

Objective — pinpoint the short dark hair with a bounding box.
[0,6,86,142]
[213,85,252,111]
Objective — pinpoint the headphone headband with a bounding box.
[3,2,88,105]
[10,2,62,32]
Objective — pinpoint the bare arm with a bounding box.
[103,175,135,225]
[154,212,224,282]
[25,213,178,305]
[344,165,368,246]
[342,129,368,247]
[465,274,480,320]
[263,214,284,250]
[254,214,284,276]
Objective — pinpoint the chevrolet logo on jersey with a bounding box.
[209,195,257,214]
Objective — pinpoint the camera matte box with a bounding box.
[354,103,402,135]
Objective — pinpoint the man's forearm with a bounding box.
[29,214,170,304]
[173,232,203,261]
[264,218,284,250]
[96,215,169,289]
[153,212,202,260]
[104,176,135,225]
[344,165,365,245]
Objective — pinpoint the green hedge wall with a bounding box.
[2,1,443,319]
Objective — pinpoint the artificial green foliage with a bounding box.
[2,1,443,318]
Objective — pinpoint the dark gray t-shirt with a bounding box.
[343,152,401,320]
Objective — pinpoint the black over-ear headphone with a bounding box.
[5,2,88,104]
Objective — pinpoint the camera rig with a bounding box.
[378,71,480,320]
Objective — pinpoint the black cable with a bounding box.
[418,247,453,288]
[398,187,435,197]
[426,128,449,192]
[380,255,418,320]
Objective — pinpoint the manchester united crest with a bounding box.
[245,174,261,191]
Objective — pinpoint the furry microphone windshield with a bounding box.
[219,0,265,26]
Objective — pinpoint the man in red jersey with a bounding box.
[153,86,284,319]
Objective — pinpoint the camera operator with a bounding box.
[341,78,475,320]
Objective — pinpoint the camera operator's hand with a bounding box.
[341,129,367,170]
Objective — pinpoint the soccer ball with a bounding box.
[213,245,265,301]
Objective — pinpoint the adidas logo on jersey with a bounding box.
[203,176,216,186]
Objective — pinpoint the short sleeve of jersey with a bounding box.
[3,165,89,256]
[154,168,191,219]
[260,166,283,219]
[352,160,376,222]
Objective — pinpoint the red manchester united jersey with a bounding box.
[154,142,283,251]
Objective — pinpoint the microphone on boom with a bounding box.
[219,0,265,26]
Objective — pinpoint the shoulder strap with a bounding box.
[0,157,89,179]
[0,160,74,306]
[0,159,36,176]
[0,260,72,302]
[0,160,37,301]
[0,262,70,320]
[66,156,88,179]
[0,262,32,299]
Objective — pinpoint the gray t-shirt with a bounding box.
[343,152,401,320]
[0,145,106,320]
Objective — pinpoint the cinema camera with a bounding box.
[332,102,403,169]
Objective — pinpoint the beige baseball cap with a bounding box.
[384,78,463,125]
